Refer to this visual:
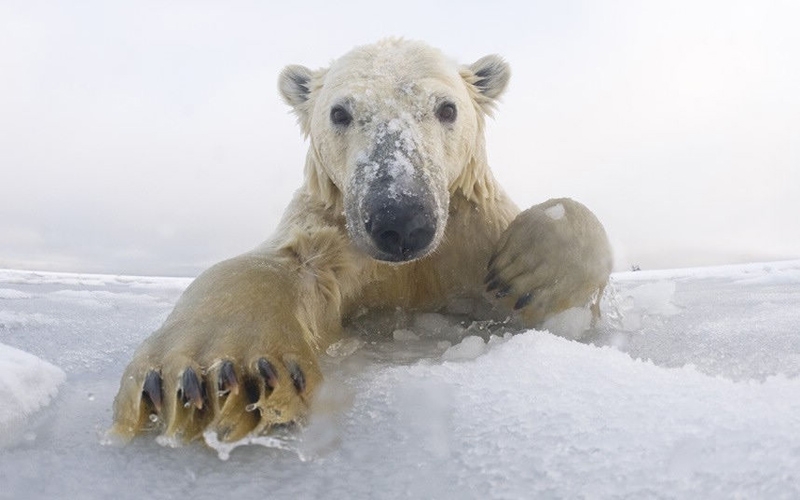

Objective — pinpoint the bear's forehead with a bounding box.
[324,41,462,97]
[326,68,457,95]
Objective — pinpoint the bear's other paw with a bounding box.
[485,198,612,327]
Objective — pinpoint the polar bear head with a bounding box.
[279,39,510,263]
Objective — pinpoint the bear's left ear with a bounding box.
[464,55,511,113]
[279,64,317,131]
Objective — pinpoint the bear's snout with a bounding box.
[363,192,437,262]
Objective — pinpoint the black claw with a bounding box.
[180,367,204,410]
[257,358,279,390]
[495,284,512,299]
[514,292,534,310]
[287,362,306,394]
[483,269,497,285]
[218,360,239,396]
[142,370,163,412]
[486,279,502,293]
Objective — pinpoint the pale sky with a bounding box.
[1,0,798,276]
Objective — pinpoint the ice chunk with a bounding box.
[631,281,679,315]
[413,312,466,340]
[325,337,365,358]
[441,335,486,361]
[393,329,420,342]
[0,343,66,447]
[616,281,681,330]
[541,307,593,340]
[487,333,514,347]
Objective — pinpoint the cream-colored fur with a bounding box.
[111,39,612,442]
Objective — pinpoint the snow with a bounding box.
[544,202,566,220]
[0,261,799,498]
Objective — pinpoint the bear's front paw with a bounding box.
[485,198,612,326]
[111,336,321,443]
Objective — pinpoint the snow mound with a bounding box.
[0,343,66,447]
[369,330,800,498]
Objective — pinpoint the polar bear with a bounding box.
[112,39,612,442]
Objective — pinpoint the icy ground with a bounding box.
[0,262,799,499]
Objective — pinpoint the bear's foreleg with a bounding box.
[111,226,360,443]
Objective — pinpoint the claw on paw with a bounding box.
[495,284,512,299]
[142,370,163,413]
[486,279,503,293]
[217,360,239,396]
[286,361,306,394]
[514,292,534,310]
[180,367,205,410]
[257,358,279,390]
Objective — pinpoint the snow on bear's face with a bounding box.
[280,39,509,263]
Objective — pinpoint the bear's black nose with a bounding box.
[365,198,436,262]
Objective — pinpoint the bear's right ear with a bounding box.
[279,65,316,130]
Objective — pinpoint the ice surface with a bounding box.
[0,261,799,498]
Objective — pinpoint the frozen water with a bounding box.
[0,261,799,498]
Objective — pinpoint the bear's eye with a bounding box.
[330,105,352,127]
[436,102,457,124]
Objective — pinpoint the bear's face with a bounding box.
[280,39,509,263]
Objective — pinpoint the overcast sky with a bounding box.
[1,0,798,276]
